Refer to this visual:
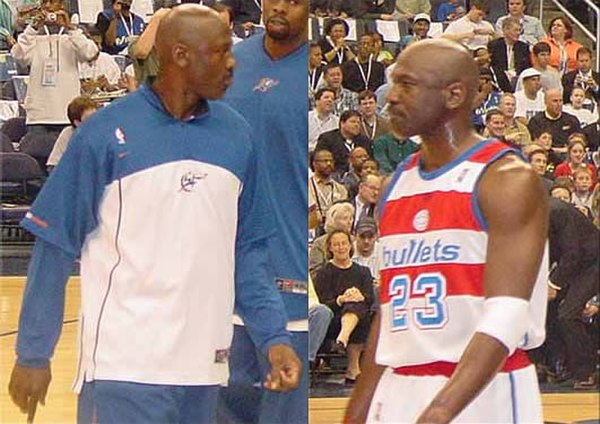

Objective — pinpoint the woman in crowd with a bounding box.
[309,201,354,280]
[540,16,582,75]
[318,18,355,64]
[554,133,597,185]
[314,229,374,384]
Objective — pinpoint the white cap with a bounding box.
[520,68,542,80]
[413,13,431,23]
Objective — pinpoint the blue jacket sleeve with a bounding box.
[16,239,76,368]
[234,143,291,356]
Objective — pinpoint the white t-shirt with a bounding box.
[514,89,545,121]
[444,16,495,50]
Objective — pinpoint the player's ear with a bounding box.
[172,43,190,68]
[443,81,467,110]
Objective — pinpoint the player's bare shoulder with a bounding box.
[478,152,548,226]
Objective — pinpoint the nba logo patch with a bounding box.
[413,209,429,232]
[115,127,126,144]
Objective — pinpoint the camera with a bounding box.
[47,12,57,22]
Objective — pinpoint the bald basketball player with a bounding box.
[8,5,300,423]
[344,39,549,424]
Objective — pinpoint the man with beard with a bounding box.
[216,1,309,423]
[344,38,548,424]
[8,6,299,423]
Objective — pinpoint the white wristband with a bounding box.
[476,296,529,355]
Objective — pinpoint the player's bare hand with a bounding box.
[8,363,51,413]
[264,344,302,392]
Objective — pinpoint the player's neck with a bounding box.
[263,32,307,60]
[419,124,482,172]
[152,79,207,121]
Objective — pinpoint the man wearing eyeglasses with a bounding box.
[96,0,144,55]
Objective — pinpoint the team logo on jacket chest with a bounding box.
[413,209,429,232]
[253,77,279,92]
[179,171,208,192]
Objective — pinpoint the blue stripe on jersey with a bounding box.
[417,138,496,181]
[471,148,520,231]
[509,371,518,423]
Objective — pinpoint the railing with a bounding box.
[539,0,600,72]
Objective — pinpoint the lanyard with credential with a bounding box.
[120,13,133,37]
[44,25,64,69]
[309,69,318,91]
[355,55,373,90]
[362,118,377,140]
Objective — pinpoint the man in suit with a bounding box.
[561,47,600,105]
[488,16,531,92]
[351,173,382,231]
[316,110,372,179]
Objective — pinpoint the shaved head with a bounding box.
[386,39,479,139]
[153,4,235,101]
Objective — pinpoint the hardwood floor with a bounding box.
[1,276,598,424]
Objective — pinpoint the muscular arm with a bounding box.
[343,312,386,424]
[416,155,548,423]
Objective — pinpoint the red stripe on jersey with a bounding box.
[468,140,512,163]
[393,349,531,377]
[380,263,485,303]
[380,192,481,235]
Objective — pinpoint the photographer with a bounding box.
[96,0,144,55]
[11,0,98,141]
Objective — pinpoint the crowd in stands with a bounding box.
[308,0,599,390]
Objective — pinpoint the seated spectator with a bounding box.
[310,0,354,18]
[309,149,349,235]
[514,68,545,123]
[371,32,394,67]
[473,46,504,90]
[358,90,390,142]
[482,108,506,142]
[352,217,379,288]
[472,67,501,131]
[515,42,561,92]
[341,146,370,200]
[571,167,594,215]
[309,202,354,280]
[308,275,333,371]
[498,92,532,147]
[528,89,581,159]
[531,130,560,169]
[321,63,359,115]
[392,0,431,21]
[540,16,582,75]
[309,88,339,152]
[342,33,385,93]
[554,133,597,185]
[488,16,531,92]
[360,158,380,177]
[0,0,16,49]
[220,0,261,37]
[396,13,432,54]
[437,0,465,22]
[351,174,382,230]
[373,132,418,175]
[550,180,572,202]
[526,145,553,191]
[79,27,124,94]
[318,18,355,65]
[442,0,495,50]
[46,95,97,172]
[315,110,372,179]
[353,0,395,21]
[494,0,545,46]
[96,0,144,55]
[563,87,599,129]
[314,229,374,383]
[11,0,98,140]
[309,42,325,105]
[561,47,600,106]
